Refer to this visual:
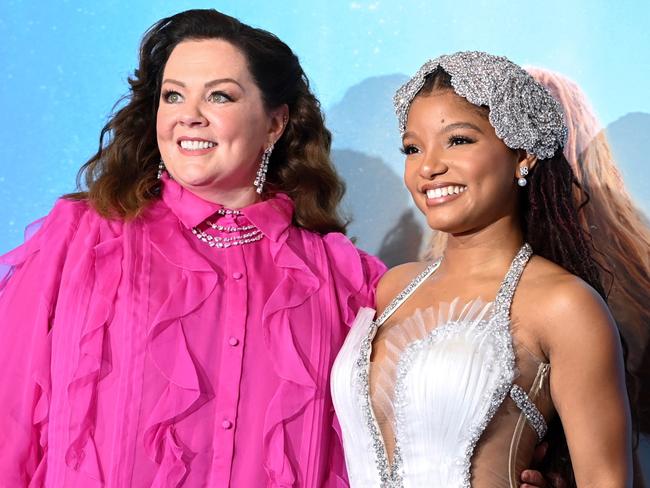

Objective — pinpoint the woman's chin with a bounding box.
[173,170,219,189]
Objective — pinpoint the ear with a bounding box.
[516,151,538,177]
[266,104,289,148]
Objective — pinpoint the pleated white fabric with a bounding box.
[331,307,383,487]
[331,245,534,488]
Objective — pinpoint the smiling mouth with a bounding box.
[425,185,467,199]
[178,140,216,151]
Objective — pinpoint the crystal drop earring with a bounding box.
[254,145,273,194]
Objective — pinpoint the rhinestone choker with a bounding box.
[191,208,264,249]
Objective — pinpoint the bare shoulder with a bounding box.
[375,261,431,315]
[518,255,619,358]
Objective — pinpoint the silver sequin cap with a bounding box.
[393,51,568,160]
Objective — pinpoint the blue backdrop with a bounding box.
[1,0,649,476]
[1,0,648,255]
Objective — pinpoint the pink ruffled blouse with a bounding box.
[0,176,386,487]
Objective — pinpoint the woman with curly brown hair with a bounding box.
[0,9,386,487]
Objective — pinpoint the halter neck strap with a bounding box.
[375,258,442,327]
[374,243,533,327]
[493,243,533,317]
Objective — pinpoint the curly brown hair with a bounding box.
[67,9,347,234]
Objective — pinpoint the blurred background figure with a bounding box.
[529,67,650,487]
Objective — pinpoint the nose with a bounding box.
[179,101,208,127]
[418,150,448,179]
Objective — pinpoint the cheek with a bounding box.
[468,152,512,185]
[156,108,175,139]
[403,163,427,209]
[403,161,418,190]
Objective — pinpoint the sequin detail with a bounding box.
[509,385,548,440]
[355,244,533,488]
[354,258,442,487]
[393,51,568,160]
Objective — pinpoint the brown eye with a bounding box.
[400,145,419,155]
[449,135,474,146]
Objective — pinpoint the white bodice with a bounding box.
[331,245,546,488]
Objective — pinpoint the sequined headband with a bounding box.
[393,51,568,160]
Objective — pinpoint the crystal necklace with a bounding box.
[191,208,263,248]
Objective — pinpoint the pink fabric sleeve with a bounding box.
[0,199,84,486]
[321,233,386,486]
[322,232,387,326]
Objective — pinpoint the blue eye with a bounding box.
[163,90,182,103]
[208,91,233,103]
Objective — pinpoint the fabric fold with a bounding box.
[261,230,321,486]
[29,327,52,487]
[144,217,219,487]
[65,236,123,484]
[322,233,378,327]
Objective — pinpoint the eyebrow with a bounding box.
[401,121,484,141]
[162,78,244,90]
[442,122,484,134]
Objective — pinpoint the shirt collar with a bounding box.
[161,174,294,242]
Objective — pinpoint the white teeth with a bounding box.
[180,140,216,150]
[426,185,466,199]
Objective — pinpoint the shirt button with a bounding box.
[232,272,243,280]
[228,336,239,347]
[222,420,233,430]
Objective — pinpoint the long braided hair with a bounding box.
[528,67,648,487]
[418,68,632,487]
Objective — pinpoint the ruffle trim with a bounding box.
[44,197,378,487]
[261,231,381,486]
[144,209,219,487]
[65,236,123,485]
[261,229,321,486]
[29,326,52,487]
[0,219,52,478]
[62,204,219,487]
[323,233,385,326]
[1,199,88,485]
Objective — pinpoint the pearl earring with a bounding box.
[517,166,529,187]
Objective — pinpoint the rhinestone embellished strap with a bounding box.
[354,258,442,487]
[355,246,532,488]
[376,258,443,327]
[493,243,533,318]
[509,385,548,440]
[391,244,533,488]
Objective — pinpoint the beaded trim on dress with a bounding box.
[354,258,443,486]
[354,244,534,488]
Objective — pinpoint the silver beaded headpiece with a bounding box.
[393,51,568,160]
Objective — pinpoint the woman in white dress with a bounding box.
[331,52,632,487]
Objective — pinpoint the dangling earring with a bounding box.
[517,166,529,187]
[254,145,273,194]
[157,160,165,180]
